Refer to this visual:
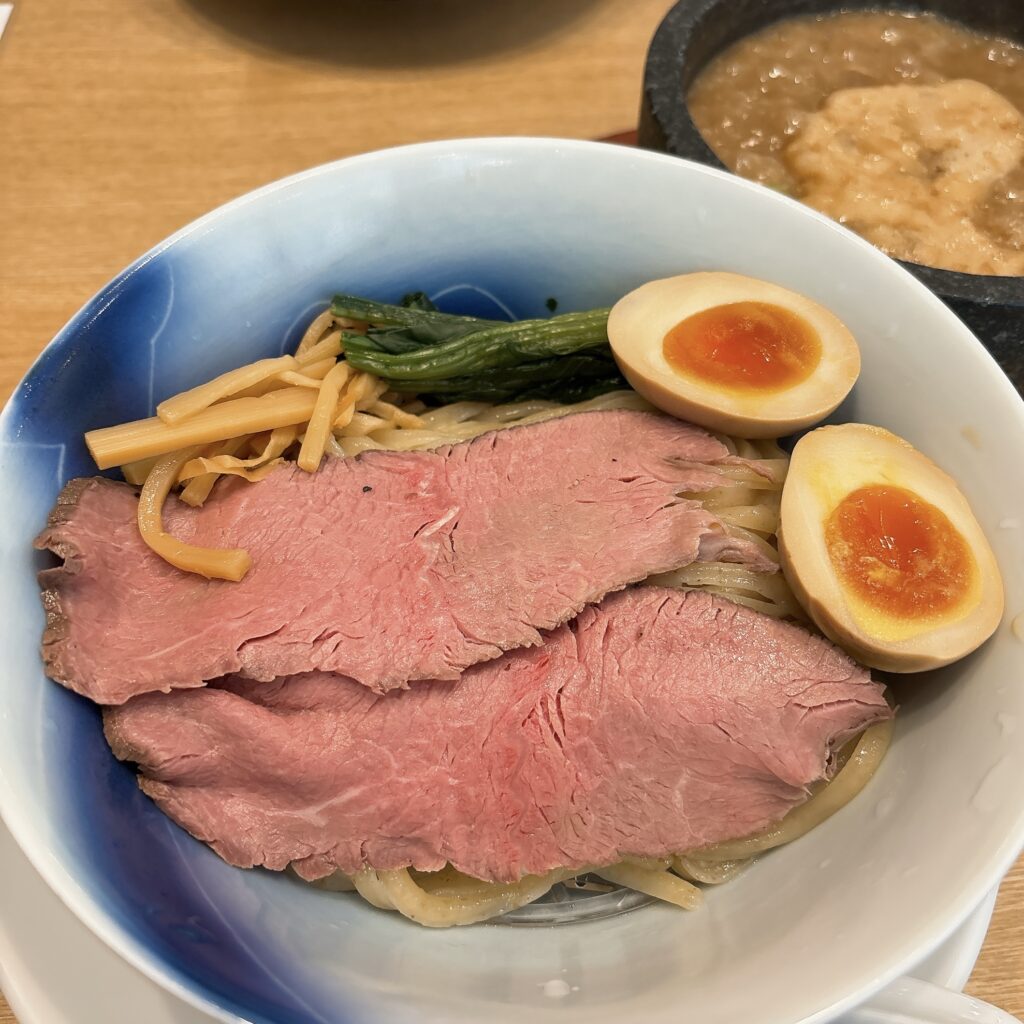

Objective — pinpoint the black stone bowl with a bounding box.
[638,0,1024,393]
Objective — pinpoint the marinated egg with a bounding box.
[607,272,860,438]
[779,424,1004,672]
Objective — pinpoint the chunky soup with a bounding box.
[688,11,1024,275]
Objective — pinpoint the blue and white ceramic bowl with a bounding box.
[1,139,1023,1024]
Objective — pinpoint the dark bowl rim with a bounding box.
[641,0,1024,308]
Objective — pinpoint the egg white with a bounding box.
[608,272,861,437]
[779,423,1004,670]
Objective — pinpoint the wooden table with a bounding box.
[1,0,1021,1020]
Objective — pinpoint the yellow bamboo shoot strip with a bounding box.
[333,402,356,432]
[120,456,159,486]
[277,373,325,390]
[179,436,251,507]
[333,374,368,431]
[86,388,319,470]
[278,364,335,389]
[366,376,390,406]
[138,448,252,581]
[229,378,286,401]
[332,372,383,430]
[343,412,390,438]
[296,331,343,367]
[356,374,387,406]
[370,400,424,429]
[332,315,365,328]
[178,425,300,482]
[298,362,352,472]
[295,309,335,355]
[294,357,337,380]
[186,458,282,485]
[229,355,339,400]
[156,356,297,425]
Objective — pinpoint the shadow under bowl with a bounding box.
[638,0,1024,393]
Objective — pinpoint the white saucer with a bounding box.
[0,819,999,1024]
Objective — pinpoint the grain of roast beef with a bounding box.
[37,410,776,704]
[104,589,892,883]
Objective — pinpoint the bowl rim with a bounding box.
[2,135,1024,1024]
[640,0,1024,307]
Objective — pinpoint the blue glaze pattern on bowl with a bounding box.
[0,151,645,1023]
[1,140,1023,1024]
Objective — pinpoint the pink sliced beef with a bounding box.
[104,588,892,883]
[37,410,776,704]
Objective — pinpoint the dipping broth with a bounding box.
[688,11,1024,276]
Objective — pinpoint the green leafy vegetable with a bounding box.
[389,354,626,403]
[343,307,611,381]
[399,291,438,312]
[332,292,624,404]
[331,293,501,347]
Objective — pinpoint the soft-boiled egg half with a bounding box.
[779,424,1004,672]
[607,272,860,437]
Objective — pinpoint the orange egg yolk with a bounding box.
[825,485,975,620]
[662,301,822,393]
